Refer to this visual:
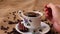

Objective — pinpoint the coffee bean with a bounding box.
[8,21,14,24]
[33,10,37,11]
[23,10,25,12]
[12,11,16,16]
[17,19,20,22]
[1,26,8,30]
[39,11,41,12]
[8,21,18,24]
[39,29,42,32]
[29,20,32,22]
[13,16,16,20]
[19,12,21,14]
[13,11,16,14]
[9,13,11,14]
[7,27,9,29]
[7,32,11,34]
[3,20,6,22]
[4,31,7,33]
[21,20,23,22]
[7,17,9,19]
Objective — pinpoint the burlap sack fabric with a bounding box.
[0,0,60,34]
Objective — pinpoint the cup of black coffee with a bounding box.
[18,10,43,29]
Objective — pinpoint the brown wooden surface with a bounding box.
[0,0,60,34]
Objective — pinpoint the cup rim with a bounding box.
[21,11,43,18]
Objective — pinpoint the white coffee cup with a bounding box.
[18,10,43,29]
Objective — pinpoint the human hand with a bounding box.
[44,3,60,32]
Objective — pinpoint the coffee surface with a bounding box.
[24,12,40,17]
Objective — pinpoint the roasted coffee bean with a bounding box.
[29,20,32,22]
[39,29,42,32]
[7,17,9,19]
[7,27,9,29]
[19,12,21,14]
[33,10,37,11]
[1,26,8,30]
[13,11,16,14]
[9,13,11,14]
[23,10,25,12]
[13,16,16,20]
[8,21,18,24]
[8,21,14,24]
[5,28,20,34]
[12,11,16,16]
[17,19,21,22]
[4,31,7,33]
[7,32,11,34]
[21,20,23,22]
[3,20,6,22]
[39,11,41,12]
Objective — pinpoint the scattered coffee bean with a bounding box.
[7,17,9,19]
[1,26,9,30]
[39,11,41,12]
[7,32,11,34]
[19,12,21,14]
[13,13,15,15]
[13,11,16,14]
[39,29,42,32]
[29,20,32,22]
[7,27,9,29]
[9,13,11,14]
[12,11,16,16]
[8,21,14,24]
[33,10,37,11]
[21,20,23,22]
[8,21,18,24]
[3,20,6,22]
[23,10,25,12]
[13,16,16,20]
[17,19,21,22]
[4,31,7,33]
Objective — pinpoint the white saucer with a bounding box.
[15,22,50,34]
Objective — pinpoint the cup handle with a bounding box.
[18,10,24,24]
